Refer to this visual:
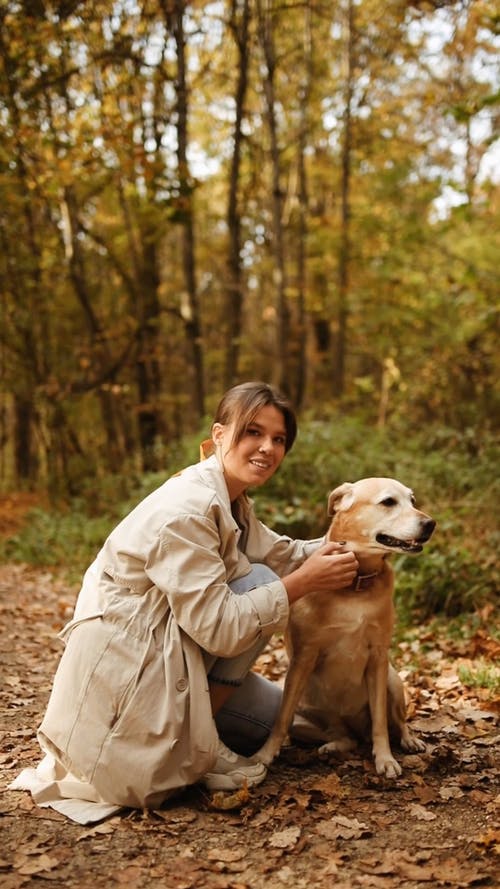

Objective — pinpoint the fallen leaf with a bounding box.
[439,784,464,800]
[474,828,500,852]
[16,853,59,875]
[77,822,117,840]
[410,714,458,733]
[268,826,301,849]
[112,865,143,883]
[316,815,371,841]
[435,673,462,691]
[408,803,437,821]
[413,784,437,806]
[397,861,436,881]
[469,789,493,804]
[432,856,488,884]
[207,848,246,863]
[208,785,250,810]
[286,790,311,808]
[310,773,344,796]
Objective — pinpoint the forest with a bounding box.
[0,4,498,886]
[0,0,498,497]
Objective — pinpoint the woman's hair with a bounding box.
[213,382,297,453]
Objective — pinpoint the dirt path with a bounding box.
[0,564,498,889]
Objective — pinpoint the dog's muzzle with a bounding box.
[376,518,436,553]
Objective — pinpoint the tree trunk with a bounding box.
[223,0,251,389]
[293,3,313,409]
[13,395,38,482]
[333,0,355,398]
[164,0,205,419]
[257,0,290,394]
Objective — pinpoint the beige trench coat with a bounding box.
[15,455,321,816]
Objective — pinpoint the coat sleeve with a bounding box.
[243,504,325,575]
[144,511,289,658]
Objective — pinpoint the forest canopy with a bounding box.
[0,0,498,495]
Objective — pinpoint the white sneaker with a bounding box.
[202,739,267,791]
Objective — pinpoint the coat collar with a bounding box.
[191,452,252,524]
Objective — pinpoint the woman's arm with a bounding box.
[145,512,289,658]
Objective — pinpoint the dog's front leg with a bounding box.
[256,647,318,766]
[366,650,402,778]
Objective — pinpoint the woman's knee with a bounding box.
[215,672,283,755]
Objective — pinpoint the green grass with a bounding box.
[458,660,500,694]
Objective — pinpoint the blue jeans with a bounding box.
[204,564,283,756]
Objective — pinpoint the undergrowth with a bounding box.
[0,416,497,619]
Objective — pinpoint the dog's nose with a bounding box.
[420,518,436,540]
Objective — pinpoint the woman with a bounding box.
[12,382,358,823]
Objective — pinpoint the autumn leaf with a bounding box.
[316,815,371,841]
[268,826,301,849]
[208,784,250,810]
[310,773,344,796]
[15,853,60,875]
[408,803,437,821]
[474,828,500,854]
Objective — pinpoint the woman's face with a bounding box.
[212,404,287,501]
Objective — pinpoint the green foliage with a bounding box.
[253,414,498,620]
[458,660,500,694]
[0,508,112,586]
[1,415,496,622]
[1,0,498,497]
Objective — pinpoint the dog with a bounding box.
[257,478,435,778]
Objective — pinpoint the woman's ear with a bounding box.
[211,423,225,446]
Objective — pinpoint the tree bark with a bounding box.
[333,0,355,398]
[223,0,251,389]
[293,3,313,409]
[257,0,290,394]
[163,0,205,419]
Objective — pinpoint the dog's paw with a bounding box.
[375,755,402,778]
[401,734,426,754]
[254,743,277,767]
[318,737,357,755]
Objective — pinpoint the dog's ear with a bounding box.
[328,483,355,516]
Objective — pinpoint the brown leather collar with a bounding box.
[353,571,381,591]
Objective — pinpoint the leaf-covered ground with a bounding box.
[1,562,498,889]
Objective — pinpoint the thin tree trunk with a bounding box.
[224,0,251,389]
[0,24,52,485]
[257,0,290,393]
[334,0,355,398]
[294,3,313,409]
[164,0,205,419]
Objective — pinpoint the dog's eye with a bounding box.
[381,497,397,507]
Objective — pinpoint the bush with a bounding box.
[252,415,498,619]
[0,415,497,618]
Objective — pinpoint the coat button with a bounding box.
[176,678,188,692]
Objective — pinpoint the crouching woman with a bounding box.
[12,381,358,822]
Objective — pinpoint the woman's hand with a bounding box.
[281,542,359,604]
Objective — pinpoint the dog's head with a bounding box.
[327,478,435,556]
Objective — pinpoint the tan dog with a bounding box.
[257,478,435,778]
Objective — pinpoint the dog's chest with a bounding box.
[290,589,393,659]
[301,596,393,713]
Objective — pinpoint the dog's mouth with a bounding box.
[375,533,425,553]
